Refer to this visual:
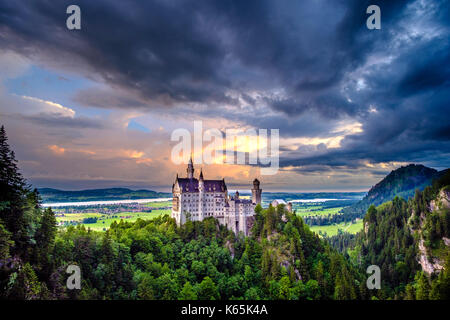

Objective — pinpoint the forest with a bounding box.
[329,170,450,299]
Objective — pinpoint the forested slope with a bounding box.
[340,164,439,222]
[349,170,450,299]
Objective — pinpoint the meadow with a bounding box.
[310,220,363,237]
[291,203,363,236]
[56,201,172,231]
[294,205,343,217]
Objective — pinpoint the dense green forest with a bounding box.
[330,171,450,299]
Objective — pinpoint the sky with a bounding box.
[0,0,449,192]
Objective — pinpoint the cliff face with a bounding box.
[417,238,444,274]
[415,188,450,274]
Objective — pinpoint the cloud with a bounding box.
[20,95,75,117]
[18,114,103,129]
[48,144,65,155]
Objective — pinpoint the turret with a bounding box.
[187,155,194,179]
[287,202,292,213]
[198,168,204,221]
[199,169,204,190]
[251,178,262,204]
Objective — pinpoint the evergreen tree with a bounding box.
[278,276,291,299]
[197,276,219,300]
[415,272,430,300]
[179,281,197,300]
[0,125,29,256]
[0,222,13,261]
[7,263,42,299]
[35,207,57,278]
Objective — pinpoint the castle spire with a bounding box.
[199,168,204,180]
[187,153,194,179]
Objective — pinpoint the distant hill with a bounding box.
[38,187,171,203]
[340,164,441,220]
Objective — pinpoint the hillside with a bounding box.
[340,164,439,221]
[38,188,171,203]
[349,170,450,299]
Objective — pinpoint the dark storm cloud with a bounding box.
[0,0,235,106]
[0,0,449,173]
[0,0,409,113]
[72,87,146,110]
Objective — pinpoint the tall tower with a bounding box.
[198,169,204,220]
[252,178,262,204]
[187,155,194,179]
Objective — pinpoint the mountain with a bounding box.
[340,164,440,220]
[38,187,171,203]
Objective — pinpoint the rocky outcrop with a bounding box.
[418,239,444,274]
[429,189,450,211]
[364,222,369,234]
[416,188,449,274]
[280,259,302,281]
[225,240,235,259]
[443,237,450,246]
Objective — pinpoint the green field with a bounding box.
[293,204,363,237]
[56,201,172,231]
[143,201,172,208]
[310,220,363,237]
[294,206,343,217]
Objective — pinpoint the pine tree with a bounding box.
[0,125,26,193]
[35,207,57,278]
[278,276,291,300]
[7,263,42,299]
[404,283,415,300]
[0,222,13,261]
[197,276,219,300]
[0,125,30,256]
[179,281,197,300]
[415,271,431,300]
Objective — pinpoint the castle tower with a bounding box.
[187,155,194,179]
[252,178,262,204]
[287,202,292,213]
[198,168,204,220]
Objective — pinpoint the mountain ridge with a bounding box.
[340,164,441,220]
[38,187,171,203]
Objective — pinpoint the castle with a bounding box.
[171,157,262,236]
